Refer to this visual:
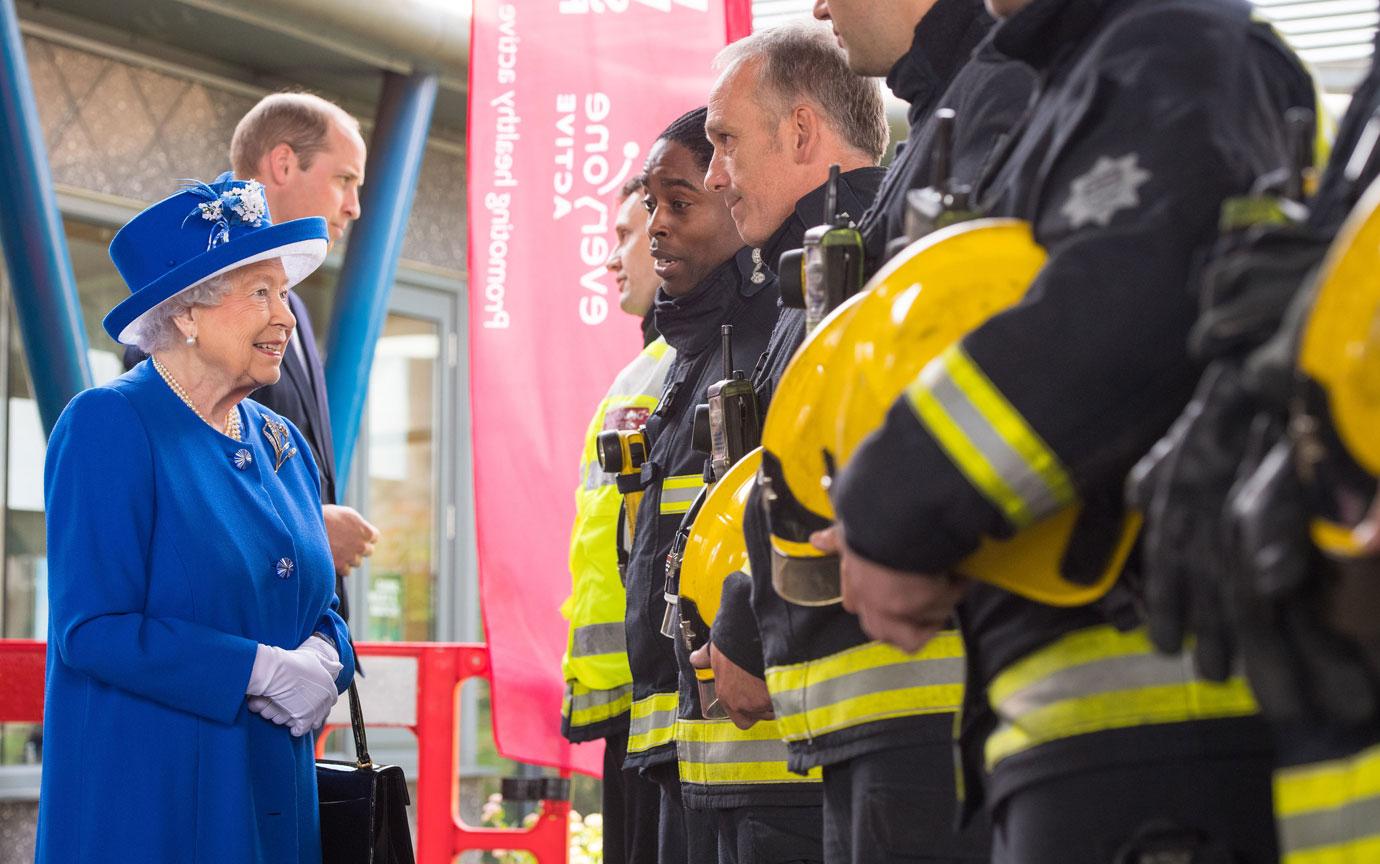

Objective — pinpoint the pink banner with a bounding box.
[467,0,752,775]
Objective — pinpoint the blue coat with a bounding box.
[35,361,355,863]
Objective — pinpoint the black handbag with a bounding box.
[316,683,416,864]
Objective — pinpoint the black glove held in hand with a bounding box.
[1128,364,1256,680]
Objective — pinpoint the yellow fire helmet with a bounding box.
[680,447,762,636]
[762,218,1140,607]
[1297,174,1380,557]
[677,447,761,715]
[756,293,870,605]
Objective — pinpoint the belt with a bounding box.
[764,634,965,743]
[675,717,823,786]
[1275,742,1380,864]
[985,625,1259,771]
[627,691,679,755]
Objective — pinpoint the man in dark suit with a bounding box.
[127,92,378,621]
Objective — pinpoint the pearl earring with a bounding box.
[185,334,197,346]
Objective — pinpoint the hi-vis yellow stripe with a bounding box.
[985,626,1258,771]
[907,345,1074,529]
[765,635,965,742]
[660,475,705,515]
[563,682,633,729]
[675,717,822,786]
[1275,743,1380,864]
[627,692,679,754]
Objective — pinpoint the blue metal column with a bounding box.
[324,70,439,488]
[0,0,92,435]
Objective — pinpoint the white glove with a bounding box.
[247,695,290,726]
[297,634,343,679]
[246,638,343,737]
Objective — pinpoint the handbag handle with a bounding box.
[346,681,372,768]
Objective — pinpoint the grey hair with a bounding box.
[129,274,236,354]
[714,22,888,163]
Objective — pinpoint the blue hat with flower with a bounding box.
[103,172,329,345]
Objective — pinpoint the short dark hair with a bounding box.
[657,107,715,173]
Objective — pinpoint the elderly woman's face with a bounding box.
[191,259,295,388]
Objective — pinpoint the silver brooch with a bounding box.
[276,558,294,580]
[750,247,766,284]
[233,449,253,470]
[262,419,298,473]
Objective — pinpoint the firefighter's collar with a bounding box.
[755,166,888,279]
[887,0,990,114]
[653,255,746,354]
[992,0,1106,69]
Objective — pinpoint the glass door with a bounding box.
[346,282,462,645]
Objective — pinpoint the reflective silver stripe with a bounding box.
[627,692,679,753]
[1278,796,1380,856]
[674,718,821,785]
[569,685,629,711]
[994,650,1204,719]
[765,637,966,742]
[678,737,791,765]
[984,626,1258,770]
[565,683,633,729]
[770,656,965,735]
[659,476,704,514]
[921,361,1069,525]
[571,621,626,658]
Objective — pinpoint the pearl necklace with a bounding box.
[151,356,241,441]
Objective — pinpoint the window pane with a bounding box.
[365,313,439,642]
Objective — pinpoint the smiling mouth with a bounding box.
[254,341,285,359]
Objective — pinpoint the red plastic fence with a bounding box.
[0,640,570,864]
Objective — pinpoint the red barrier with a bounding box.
[0,640,571,864]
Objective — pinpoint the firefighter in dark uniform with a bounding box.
[624,106,779,863]
[672,24,890,864]
[1129,28,1380,863]
[820,0,1316,860]
[700,5,1033,862]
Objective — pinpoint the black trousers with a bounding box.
[716,804,825,864]
[823,742,991,864]
[990,752,1278,864]
[646,762,717,864]
[602,730,661,864]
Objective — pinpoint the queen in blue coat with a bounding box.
[36,176,355,863]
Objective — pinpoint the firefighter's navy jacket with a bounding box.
[861,0,1037,272]
[711,0,1035,775]
[1243,34,1380,863]
[623,253,778,773]
[833,0,1315,810]
[671,171,881,809]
